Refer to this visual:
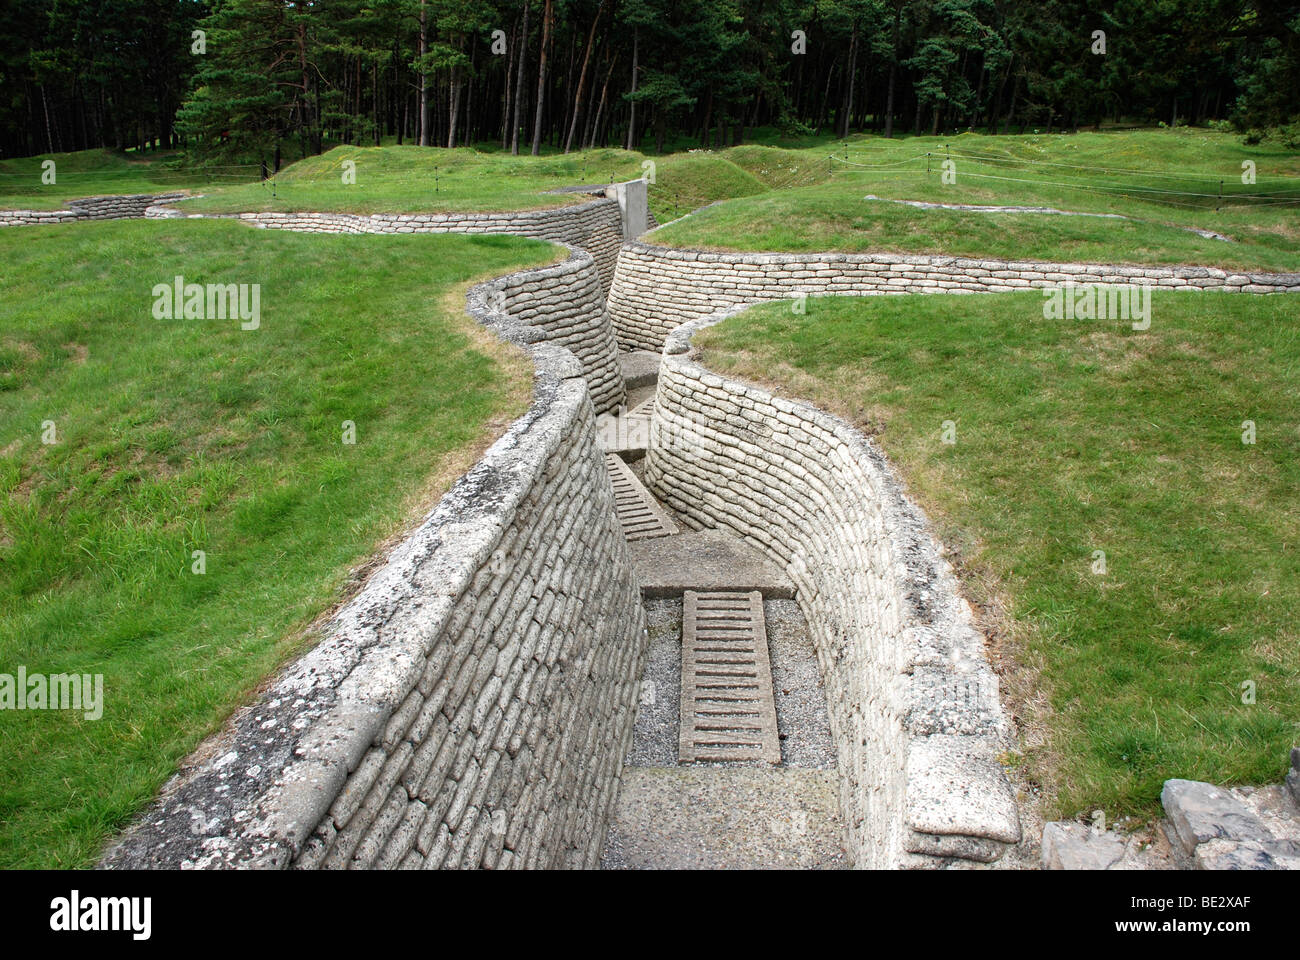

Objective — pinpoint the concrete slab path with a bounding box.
[601,766,845,869]
[629,529,795,598]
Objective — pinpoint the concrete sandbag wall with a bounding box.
[0,192,186,226]
[607,240,1300,353]
[646,309,1022,868]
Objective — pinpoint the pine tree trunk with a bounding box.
[464,42,477,145]
[818,60,836,133]
[1001,70,1020,135]
[558,33,575,150]
[448,64,461,148]
[512,1,530,155]
[587,52,617,150]
[884,6,901,138]
[530,0,552,155]
[840,24,859,138]
[503,21,516,149]
[626,29,639,150]
[418,1,430,146]
[41,86,54,153]
[564,2,604,153]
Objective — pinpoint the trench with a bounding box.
[39,191,1292,869]
[18,190,1026,869]
[594,320,1023,869]
[596,363,848,870]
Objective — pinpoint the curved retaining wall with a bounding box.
[646,309,1022,868]
[609,240,1300,352]
[147,196,629,413]
[0,192,186,226]
[491,250,624,412]
[102,253,648,870]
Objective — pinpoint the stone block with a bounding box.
[1041,822,1126,870]
[1162,779,1275,854]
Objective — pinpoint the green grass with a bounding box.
[0,219,553,867]
[15,130,1294,273]
[181,143,768,223]
[696,291,1300,820]
[652,128,1300,272]
[0,142,708,220]
[0,139,793,224]
[0,149,250,210]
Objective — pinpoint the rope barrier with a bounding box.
[948,148,1300,182]
[826,153,930,168]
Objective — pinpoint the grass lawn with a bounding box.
[0,142,762,223]
[652,129,1300,273]
[0,219,554,867]
[0,140,782,225]
[695,290,1300,821]
[0,149,252,210]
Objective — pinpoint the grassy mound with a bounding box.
[0,149,235,210]
[651,129,1300,272]
[182,143,771,223]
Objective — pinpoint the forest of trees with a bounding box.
[2,0,1298,163]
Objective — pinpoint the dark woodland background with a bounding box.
[3,0,1298,162]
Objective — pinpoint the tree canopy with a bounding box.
[3,0,1298,162]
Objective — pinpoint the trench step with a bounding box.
[680,590,781,764]
[605,453,679,541]
[620,350,661,389]
[595,397,654,458]
[630,529,796,598]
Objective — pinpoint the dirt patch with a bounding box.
[1,338,39,363]
[1070,330,1167,375]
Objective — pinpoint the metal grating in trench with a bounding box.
[679,590,781,764]
[604,452,679,541]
